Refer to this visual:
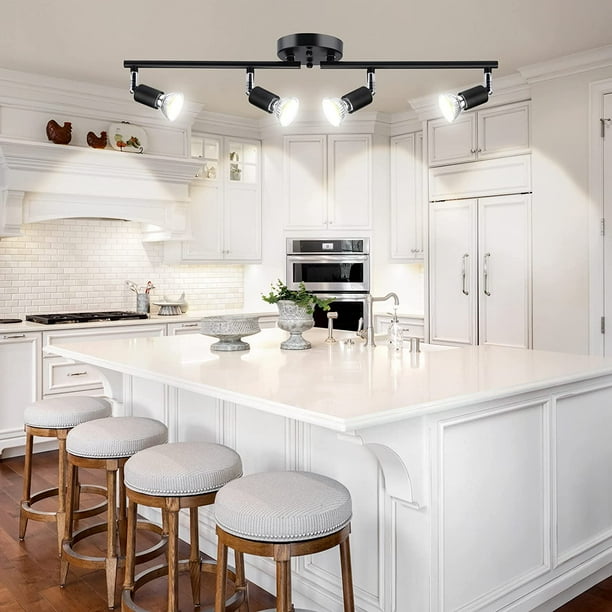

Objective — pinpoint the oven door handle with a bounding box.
[286,254,369,263]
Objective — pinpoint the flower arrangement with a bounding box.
[262,280,334,314]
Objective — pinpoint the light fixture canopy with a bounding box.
[124,34,498,124]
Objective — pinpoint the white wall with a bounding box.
[0,218,243,318]
[530,65,612,353]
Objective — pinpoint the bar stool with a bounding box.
[214,471,355,612]
[122,441,246,612]
[61,416,168,609]
[19,395,112,553]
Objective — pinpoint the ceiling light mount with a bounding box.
[276,33,343,67]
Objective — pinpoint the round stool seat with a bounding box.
[66,417,168,459]
[215,471,352,543]
[24,396,112,429]
[124,441,242,497]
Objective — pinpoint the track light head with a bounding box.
[247,83,299,126]
[133,84,184,121]
[439,69,492,122]
[322,84,374,127]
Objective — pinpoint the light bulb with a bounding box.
[322,97,349,127]
[159,92,184,122]
[272,97,299,126]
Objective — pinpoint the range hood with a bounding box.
[0,137,203,240]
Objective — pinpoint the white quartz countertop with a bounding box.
[45,327,612,432]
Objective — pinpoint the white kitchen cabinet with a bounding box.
[169,134,261,262]
[390,131,424,259]
[0,331,41,452]
[284,134,371,231]
[42,324,167,396]
[428,101,530,166]
[429,194,531,347]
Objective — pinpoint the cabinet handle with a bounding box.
[462,253,469,295]
[67,371,88,377]
[181,323,199,328]
[2,334,26,339]
[483,252,491,296]
[470,148,476,154]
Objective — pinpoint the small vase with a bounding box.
[276,300,314,350]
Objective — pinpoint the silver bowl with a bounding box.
[200,315,261,351]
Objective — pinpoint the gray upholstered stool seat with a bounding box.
[66,416,168,459]
[214,471,355,612]
[215,471,352,542]
[61,417,168,609]
[19,396,112,554]
[24,395,112,429]
[122,442,245,612]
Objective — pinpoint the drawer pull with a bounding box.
[2,334,26,339]
[67,371,88,377]
[182,323,199,328]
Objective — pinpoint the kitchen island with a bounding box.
[47,328,612,612]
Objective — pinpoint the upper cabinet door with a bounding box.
[428,101,530,167]
[284,135,327,229]
[327,134,372,230]
[477,102,531,160]
[428,114,476,166]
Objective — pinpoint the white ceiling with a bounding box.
[2,0,612,119]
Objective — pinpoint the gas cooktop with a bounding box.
[26,311,149,325]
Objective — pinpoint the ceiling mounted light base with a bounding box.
[276,33,343,66]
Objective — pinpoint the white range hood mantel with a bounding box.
[0,137,203,240]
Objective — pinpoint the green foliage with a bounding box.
[262,280,334,314]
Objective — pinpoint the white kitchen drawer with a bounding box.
[43,355,103,395]
[43,323,166,355]
[167,321,202,335]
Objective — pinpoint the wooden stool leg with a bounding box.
[167,503,180,612]
[122,497,138,600]
[214,532,229,612]
[60,461,77,587]
[117,466,127,555]
[234,551,249,612]
[275,544,291,612]
[55,433,68,555]
[339,537,355,612]
[189,506,201,606]
[105,466,119,609]
[18,429,34,541]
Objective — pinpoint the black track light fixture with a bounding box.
[124,34,498,124]
[323,69,375,127]
[129,70,184,121]
[245,69,299,126]
[439,69,493,122]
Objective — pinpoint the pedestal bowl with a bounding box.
[200,315,261,351]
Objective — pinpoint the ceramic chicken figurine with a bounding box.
[46,119,72,145]
[86,130,108,149]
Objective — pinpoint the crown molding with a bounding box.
[0,67,203,131]
[518,44,612,84]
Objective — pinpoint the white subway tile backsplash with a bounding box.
[0,219,244,317]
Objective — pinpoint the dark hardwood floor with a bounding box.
[1,450,611,611]
[0,450,275,611]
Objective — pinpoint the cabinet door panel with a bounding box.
[479,195,531,348]
[284,136,327,228]
[429,200,477,345]
[182,182,223,260]
[328,135,371,229]
[478,102,530,159]
[428,114,476,166]
[0,333,40,447]
[225,185,261,260]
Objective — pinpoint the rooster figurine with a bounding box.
[46,119,72,145]
[86,130,108,149]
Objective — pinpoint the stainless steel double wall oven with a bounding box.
[286,238,370,331]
